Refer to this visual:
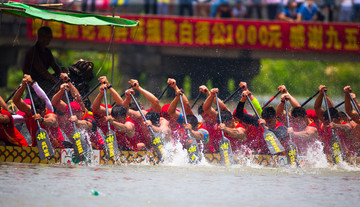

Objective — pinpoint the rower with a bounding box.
[203,88,246,153]
[13,75,65,148]
[314,85,353,157]
[51,73,105,150]
[0,95,28,147]
[167,89,210,150]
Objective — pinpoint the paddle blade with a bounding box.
[331,132,343,164]
[186,135,201,164]
[35,128,55,160]
[263,129,285,154]
[105,130,120,159]
[219,136,234,166]
[151,132,166,162]
[286,140,299,167]
[72,129,88,158]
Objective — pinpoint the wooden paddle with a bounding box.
[130,93,166,162]
[214,93,234,166]
[335,101,345,109]
[26,84,54,160]
[246,95,285,154]
[262,90,281,109]
[46,79,62,96]
[82,82,101,100]
[179,93,201,164]
[301,91,319,107]
[223,87,242,104]
[5,84,21,103]
[157,84,170,100]
[284,100,299,167]
[64,89,88,158]
[191,92,202,109]
[103,88,120,159]
[323,90,343,164]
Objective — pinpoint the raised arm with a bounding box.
[203,88,218,118]
[168,78,193,115]
[130,79,161,113]
[98,76,125,106]
[0,96,8,111]
[167,89,181,120]
[51,83,68,113]
[344,86,360,124]
[314,85,326,123]
[13,76,31,116]
[92,84,107,116]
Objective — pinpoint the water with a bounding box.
[1,153,360,207]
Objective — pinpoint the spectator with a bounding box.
[110,0,130,13]
[353,0,360,22]
[339,0,352,22]
[296,0,318,22]
[278,0,298,22]
[215,2,235,18]
[210,0,228,18]
[179,0,193,16]
[266,0,282,20]
[158,0,170,15]
[322,0,336,22]
[233,0,247,18]
[145,0,157,14]
[195,0,211,17]
[246,0,263,19]
[82,0,96,12]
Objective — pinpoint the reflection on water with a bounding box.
[1,159,360,207]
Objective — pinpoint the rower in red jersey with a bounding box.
[344,86,360,156]
[123,79,172,150]
[203,88,246,153]
[51,75,105,149]
[0,96,28,146]
[13,75,64,148]
[167,89,210,149]
[314,85,353,157]
[92,82,137,151]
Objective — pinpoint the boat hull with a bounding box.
[1,146,359,167]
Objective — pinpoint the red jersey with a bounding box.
[222,121,246,152]
[25,109,64,148]
[0,108,28,146]
[292,121,318,156]
[320,121,354,157]
[116,117,138,151]
[244,124,263,154]
[82,112,105,149]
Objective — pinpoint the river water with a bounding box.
[1,152,360,207]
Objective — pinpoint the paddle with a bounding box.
[179,93,201,164]
[103,88,120,159]
[335,101,345,109]
[262,90,281,109]
[82,82,101,100]
[46,79,62,96]
[215,93,234,166]
[26,84,55,160]
[301,91,319,107]
[64,89,88,158]
[284,100,299,167]
[130,93,166,162]
[246,95,285,154]
[323,90,343,164]
[191,92,202,109]
[5,84,21,103]
[348,91,360,115]
[157,84,170,100]
[223,87,242,104]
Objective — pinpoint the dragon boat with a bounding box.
[1,146,359,167]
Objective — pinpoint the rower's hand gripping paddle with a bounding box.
[215,93,234,166]
[129,93,166,162]
[246,95,285,154]
[323,90,343,164]
[64,88,88,158]
[26,84,55,160]
[103,88,120,160]
[179,93,201,164]
[284,100,299,167]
